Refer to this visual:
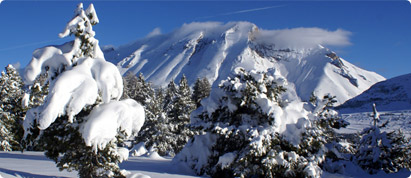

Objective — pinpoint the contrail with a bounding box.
[0,38,67,52]
[196,5,286,20]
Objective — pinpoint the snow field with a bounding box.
[0,151,202,178]
[339,110,411,137]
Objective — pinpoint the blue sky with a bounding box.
[0,0,410,79]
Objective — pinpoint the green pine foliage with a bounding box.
[68,3,99,59]
[0,65,48,151]
[0,65,25,151]
[304,94,351,174]
[154,75,196,156]
[130,74,196,157]
[192,77,211,108]
[170,75,196,154]
[27,73,49,108]
[124,73,166,154]
[355,104,411,174]
[189,68,325,178]
[122,73,153,106]
[26,106,127,178]
[311,94,349,144]
[22,4,132,178]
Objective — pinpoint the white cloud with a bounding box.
[146,27,162,38]
[255,27,352,49]
[11,62,21,69]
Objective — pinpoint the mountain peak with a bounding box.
[104,21,384,104]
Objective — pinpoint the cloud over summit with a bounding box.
[145,21,352,50]
[255,27,352,49]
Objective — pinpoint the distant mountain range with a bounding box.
[338,73,411,113]
[103,21,385,105]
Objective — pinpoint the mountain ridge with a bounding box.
[103,21,385,105]
[338,73,411,113]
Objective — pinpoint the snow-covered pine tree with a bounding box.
[355,103,411,174]
[122,73,154,106]
[124,72,170,155]
[122,72,138,100]
[26,73,48,109]
[0,65,25,151]
[312,94,349,139]
[0,110,13,151]
[305,94,352,174]
[22,4,145,178]
[169,75,196,155]
[175,68,325,178]
[0,65,49,151]
[192,77,211,108]
[164,79,178,113]
[146,75,196,156]
[135,87,165,153]
[140,80,177,156]
[59,3,101,59]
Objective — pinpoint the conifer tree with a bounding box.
[0,112,14,151]
[170,75,196,155]
[0,65,48,151]
[136,87,165,151]
[126,73,169,154]
[313,94,349,139]
[144,76,196,156]
[192,77,211,108]
[22,4,144,178]
[0,65,25,151]
[177,68,326,178]
[304,94,350,174]
[164,80,178,113]
[59,3,102,59]
[26,73,49,109]
[122,73,153,106]
[122,72,139,100]
[146,80,179,156]
[135,81,175,156]
[355,103,411,174]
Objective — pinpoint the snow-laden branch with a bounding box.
[81,99,145,152]
[24,57,123,130]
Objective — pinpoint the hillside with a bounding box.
[104,22,384,105]
[338,73,411,113]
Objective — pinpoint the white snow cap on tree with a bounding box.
[25,57,123,130]
[85,4,99,25]
[23,3,104,86]
[59,3,97,38]
[81,99,145,152]
[23,3,144,152]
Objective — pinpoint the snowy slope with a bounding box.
[0,151,201,178]
[104,22,384,104]
[338,110,411,137]
[1,151,410,178]
[338,73,411,113]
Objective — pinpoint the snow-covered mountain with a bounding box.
[338,73,411,113]
[103,22,385,104]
